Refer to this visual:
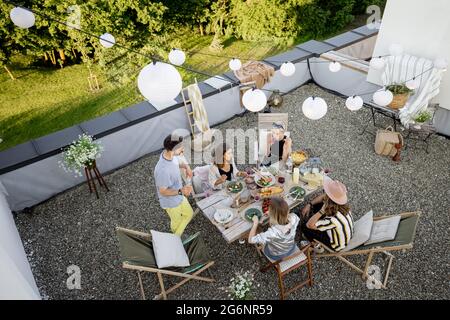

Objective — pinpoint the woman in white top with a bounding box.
[208,143,246,190]
[248,197,299,260]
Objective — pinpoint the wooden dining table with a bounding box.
[194,163,323,244]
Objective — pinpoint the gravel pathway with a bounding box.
[14,84,450,300]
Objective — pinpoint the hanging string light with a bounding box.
[406,78,419,90]
[137,62,182,104]
[99,33,115,48]
[10,6,35,28]
[280,61,296,76]
[370,57,385,70]
[373,88,394,107]
[229,58,242,71]
[302,96,328,120]
[242,88,267,112]
[168,49,186,66]
[345,95,363,111]
[328,61,341,73]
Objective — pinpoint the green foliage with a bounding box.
[414,110,432,123]
[386,83,413,95]
[352,0,387,15]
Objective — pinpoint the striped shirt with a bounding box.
[315,211,354,252]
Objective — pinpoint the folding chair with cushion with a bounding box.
[116,227,214,300]
[314,211,420,288]
[258,244,313,300]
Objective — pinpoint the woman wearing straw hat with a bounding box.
[299,176,354,252]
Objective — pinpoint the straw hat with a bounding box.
[323,176,348,205]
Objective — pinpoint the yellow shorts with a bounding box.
[165,196,194,236]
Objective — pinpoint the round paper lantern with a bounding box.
[373,89,393,107]
[137,62,182,104]
[99,33,115,48]
[302,97,328,120]
[370,57,385,70]
[280,61,295,77]
[389,43,403,56]
[242,89,267,112]
[229,58,242,71]
[10,7,35,29]
[345,96,363,111]
[433,57,448,70]
[168,49,186,66]
[406,78,419,90]
[329,61,341,73]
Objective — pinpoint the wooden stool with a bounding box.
[84,160,109,198]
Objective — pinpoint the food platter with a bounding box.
[226,181,244,193]
[255,173,275,187]
[214,208,234,224]
[288,186,306,200]
[262,198,271,214]
[291,150,309,165]
[258,186,284,198]
[243,208,262,222]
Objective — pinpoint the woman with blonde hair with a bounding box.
[248,197,299,260]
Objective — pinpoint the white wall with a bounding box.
[0,183,41,299]
[368,0,450,110]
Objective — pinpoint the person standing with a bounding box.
[154,134,194,236]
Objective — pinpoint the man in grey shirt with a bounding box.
[154,134,194,236]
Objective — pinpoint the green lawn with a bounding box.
[0,16,369,151]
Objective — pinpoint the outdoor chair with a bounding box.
[257,244,313,300]
[313,211,420,288]
[116,227,215,300]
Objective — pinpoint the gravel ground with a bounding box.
[14,84,450,300]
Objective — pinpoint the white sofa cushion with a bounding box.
[343,210,373,252]
[151,230,190,269]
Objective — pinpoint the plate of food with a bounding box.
[255,173,275,187]
[259,186,284,198]
[226,181,243,193]
[244,208,262,222]
[291,150,309,165]
[214,208,234,224]
[289,186,306,199]
[262,198,271,215]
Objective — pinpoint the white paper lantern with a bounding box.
[169,49,186,66]
[302,97,328,120]
[229,58,242,71]
[389,43,403,56]
[10,7,35,29]
[137,62,182,104]
[329,61,341,73]
[242,89,267,112]
[433,57,448,70]
[370,57,385,70]
[280,61,295,76]
[99,33,115,48]
[406,78,419,90]
[373,89,393,107]
[345,96,363,111]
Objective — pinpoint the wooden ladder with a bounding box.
[181,79,198,136]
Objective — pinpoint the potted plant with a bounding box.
[412,110,432,129]
[59,134,103,177]
[386,83,414,109]
[223,270,255,300]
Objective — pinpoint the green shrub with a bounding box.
[386,83,414,95]
[414,110,432,123]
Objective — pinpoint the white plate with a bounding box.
[214,208,234,224]
[255,172,275,188]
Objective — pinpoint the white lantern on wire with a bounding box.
[389,43,403,56]
[10,7,35,29]
[229,58,242,71]
[345,96,363,111]
[168,49,186,66]
[370,57,385,70]
[99,33,115,48]
[280,61,296,76]
[242,88,267,112]
[406,78,420,90]
[137,62,182,104]
[433,57,448,70]
[373,89,393,107]
[329,61,341,73]
[302,97,328,120]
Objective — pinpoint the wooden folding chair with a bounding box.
[258,244,313,300]
[313,211,420,288]
[116,227,215,300]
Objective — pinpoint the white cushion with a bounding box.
[364,215,401,245]
[151,230,190,269]
[266,246,307,273]
[343,210,373,252]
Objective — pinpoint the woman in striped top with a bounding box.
[300,177,354,252]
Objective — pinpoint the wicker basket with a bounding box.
[389,93,410,109]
